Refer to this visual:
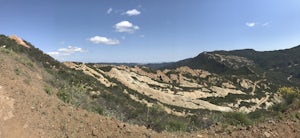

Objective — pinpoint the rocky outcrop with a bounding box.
[9,35,30,48]
[64,62,278,114]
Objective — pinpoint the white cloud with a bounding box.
[89,36,120,45]
[107,8,113,14]
[246,21,271,28]
[58,46,83,54]
[124,9,141,16]
[48,46,84,56]
[114,21,139,33]
[246,22,256,27]
[262,22,269,26]
[47,51,60,56]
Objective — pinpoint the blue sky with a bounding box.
[1,0,300,63]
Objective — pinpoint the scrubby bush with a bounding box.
[44,85,53,95]
[56,84,88,106]
[223,112,253,126]
[248,109,273,121]
[0,47,12,54]
[91,106,106,115]
[165,120,187,132]
[239,101,256,108]
[270,86,300,120]
[15,67,21,75]
[272,102,289,113]
[278,87,300,105]
[56,87,72,103]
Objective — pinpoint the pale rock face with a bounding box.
[206,53,255,69]
[222,82,236,89]
[9,35,31,48]
[63,62,116,87]
[105,67,236,112]
[239,79,253,89]
[64,62,278,115]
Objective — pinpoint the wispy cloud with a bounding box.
[114,21,139,33]
[58,46,83,54]
[47,51,60,56]
[262,22,270,27]
[246,22,256,27]
[89,36,120,45]
[123,9,141,16]
[246,21,271,28]
[107,8,113,14]
[48,46,84,56]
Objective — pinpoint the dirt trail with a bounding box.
[0,85,14,121]
[250,79,265,95]
[0,85,34,138]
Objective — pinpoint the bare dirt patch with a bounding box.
[0,86,15,121]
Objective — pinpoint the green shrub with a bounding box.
[272,102,288,113]
[296,113,300,119]
[56,84,88,104]
[239,101,256,108]
[57,87,71,103]
[248,109,273,121]
[150,104,164,113]
[223,112,253,126]
[0,47,12,54]
[91,106,106,115]
[15,68,21,75]
[165,120,187,132]
[44,85,53,95]
[278,87,300,105]
[26,61,34,68]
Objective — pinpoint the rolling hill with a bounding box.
[0,34,299,137]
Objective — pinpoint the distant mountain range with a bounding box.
[161,46,300,86]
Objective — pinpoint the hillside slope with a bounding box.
[1,44,300,138]
[0,42,160,137]
[1,34,300,137]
